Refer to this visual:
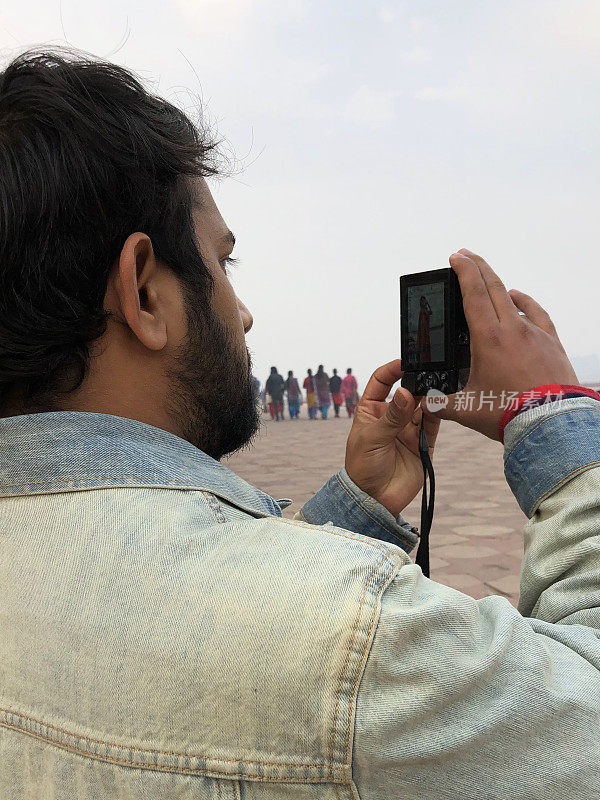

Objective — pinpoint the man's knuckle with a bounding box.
[467,285,488,300]
[517,319,532,338]
[464,287,487,309]
[486,326,502,346]
[544,314,556,331]
[488,278,506,292]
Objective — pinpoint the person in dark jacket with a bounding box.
[265,366,285,421]
[329,369,343,418]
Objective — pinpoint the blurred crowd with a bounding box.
[251,366,360,421]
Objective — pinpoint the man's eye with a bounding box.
[220,256,239,276]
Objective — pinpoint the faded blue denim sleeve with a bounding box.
[503,395,600,519]
[503,396,600,621]
[352,398,600,799]
[294,467,419,553]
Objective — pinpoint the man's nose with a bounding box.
[237,297,253,333]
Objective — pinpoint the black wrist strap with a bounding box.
[415,418,435,578]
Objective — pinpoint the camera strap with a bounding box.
[415,418,435,578]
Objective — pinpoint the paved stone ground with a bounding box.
[224,406,527,607]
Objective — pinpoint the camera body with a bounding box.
[400,268,470,396]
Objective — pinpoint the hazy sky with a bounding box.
[1,0,599,388]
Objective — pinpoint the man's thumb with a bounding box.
[383,388,415,429]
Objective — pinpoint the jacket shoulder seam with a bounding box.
[271,515,405,561]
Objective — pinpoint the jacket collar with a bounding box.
[0,411,283,518]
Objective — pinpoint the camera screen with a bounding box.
[405,282,445,366]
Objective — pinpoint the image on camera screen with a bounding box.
[405,282,445,367]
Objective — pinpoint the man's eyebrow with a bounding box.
[222,230,236,249]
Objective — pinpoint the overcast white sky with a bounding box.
[1,0,599,388]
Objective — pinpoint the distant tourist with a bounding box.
[265,366,285,421]
[303,369,318,419]
[315,365,331,420]
[250,375,261,403]
[341,368,359,417]
[265,391,275,420]
[329,368,343,418]
[284,370,301,419]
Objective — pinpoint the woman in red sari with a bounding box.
[341,368,359,418]
[417,295,432,363]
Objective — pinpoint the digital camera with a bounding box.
[400,268,470,396]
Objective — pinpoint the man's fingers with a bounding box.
[449,252,497,331]
[457,249,518,322]
[381,387,415,430]
[361,359,404,404]
[508,289,557,335]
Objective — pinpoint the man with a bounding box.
[1,51,599,800]
[266,366,285,420]
[329,367,343,417]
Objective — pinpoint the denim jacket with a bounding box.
[1,399,599,799]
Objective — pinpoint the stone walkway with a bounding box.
[224,408,527,607]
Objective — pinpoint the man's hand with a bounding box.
[439,249,578,439]
[345,359,440,518]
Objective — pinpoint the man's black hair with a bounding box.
[0,48,220,412]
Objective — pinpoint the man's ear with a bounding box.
[111,232,168,351]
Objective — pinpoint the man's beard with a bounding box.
[164,288,261,460]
